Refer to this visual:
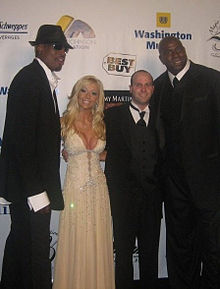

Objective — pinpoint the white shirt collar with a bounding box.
[130,100,149,112]
[129,101,150,125]
[168,59,190,85]
[35,57,60,93]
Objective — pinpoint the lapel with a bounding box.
[180,62,203,123]
[120,104,134,150]
[33,59,60,119]
[155,73,172,149]
[159,72,172,119]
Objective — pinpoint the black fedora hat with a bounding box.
[29,24,73,49]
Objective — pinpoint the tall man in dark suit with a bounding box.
[152,36,220,289]
[0,24,72,289]
[105,70,162,289]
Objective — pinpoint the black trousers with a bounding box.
[164,174,220,289]
[0,202,51,289]
[110,189,161,289]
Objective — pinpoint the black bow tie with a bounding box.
[129,103,146,126]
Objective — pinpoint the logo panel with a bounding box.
[156,13,171,28]
[208,18,220,58]
[57,15,96,49]
[102,53,136,77]
[0,20,28,41]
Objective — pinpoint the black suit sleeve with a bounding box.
[6,71,46,196]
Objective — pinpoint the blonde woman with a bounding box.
[53,75,115,289]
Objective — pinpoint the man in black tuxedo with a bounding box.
[152,36,220,289]
[104,70,162,289]
[0,24,72,289]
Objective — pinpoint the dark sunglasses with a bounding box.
[52,43,69,53]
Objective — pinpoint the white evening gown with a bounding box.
[53,130,115,289]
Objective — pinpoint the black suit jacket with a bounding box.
[0,59,64,210]
[104,103,161,203]
[152,61,220,208]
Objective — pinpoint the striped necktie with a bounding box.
[53,90,59,115]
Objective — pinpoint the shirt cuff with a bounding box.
[28,191,50,212]
[0,197,11,205]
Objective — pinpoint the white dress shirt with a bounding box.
[129,101,150,126]
[168,59,190,86]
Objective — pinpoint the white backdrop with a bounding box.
[0,0,219,280]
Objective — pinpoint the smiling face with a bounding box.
[129,71,154,110]
[77,81,99,111]
[159,37,188,75]
[36,44,66,72]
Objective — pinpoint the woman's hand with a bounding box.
[62,148,68,162]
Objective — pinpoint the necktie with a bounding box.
[53,90,59,115]
[173,77,179,88]
[129,103,146,126]
[137,111,146,126]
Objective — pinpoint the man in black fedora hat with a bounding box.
[0,24,72,289]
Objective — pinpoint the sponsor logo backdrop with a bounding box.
[0,0,219,280]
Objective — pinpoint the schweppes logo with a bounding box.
[156,13,171,28]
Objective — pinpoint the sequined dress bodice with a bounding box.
[64,131,106,195]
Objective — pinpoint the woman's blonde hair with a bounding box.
[61,75,105,140]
